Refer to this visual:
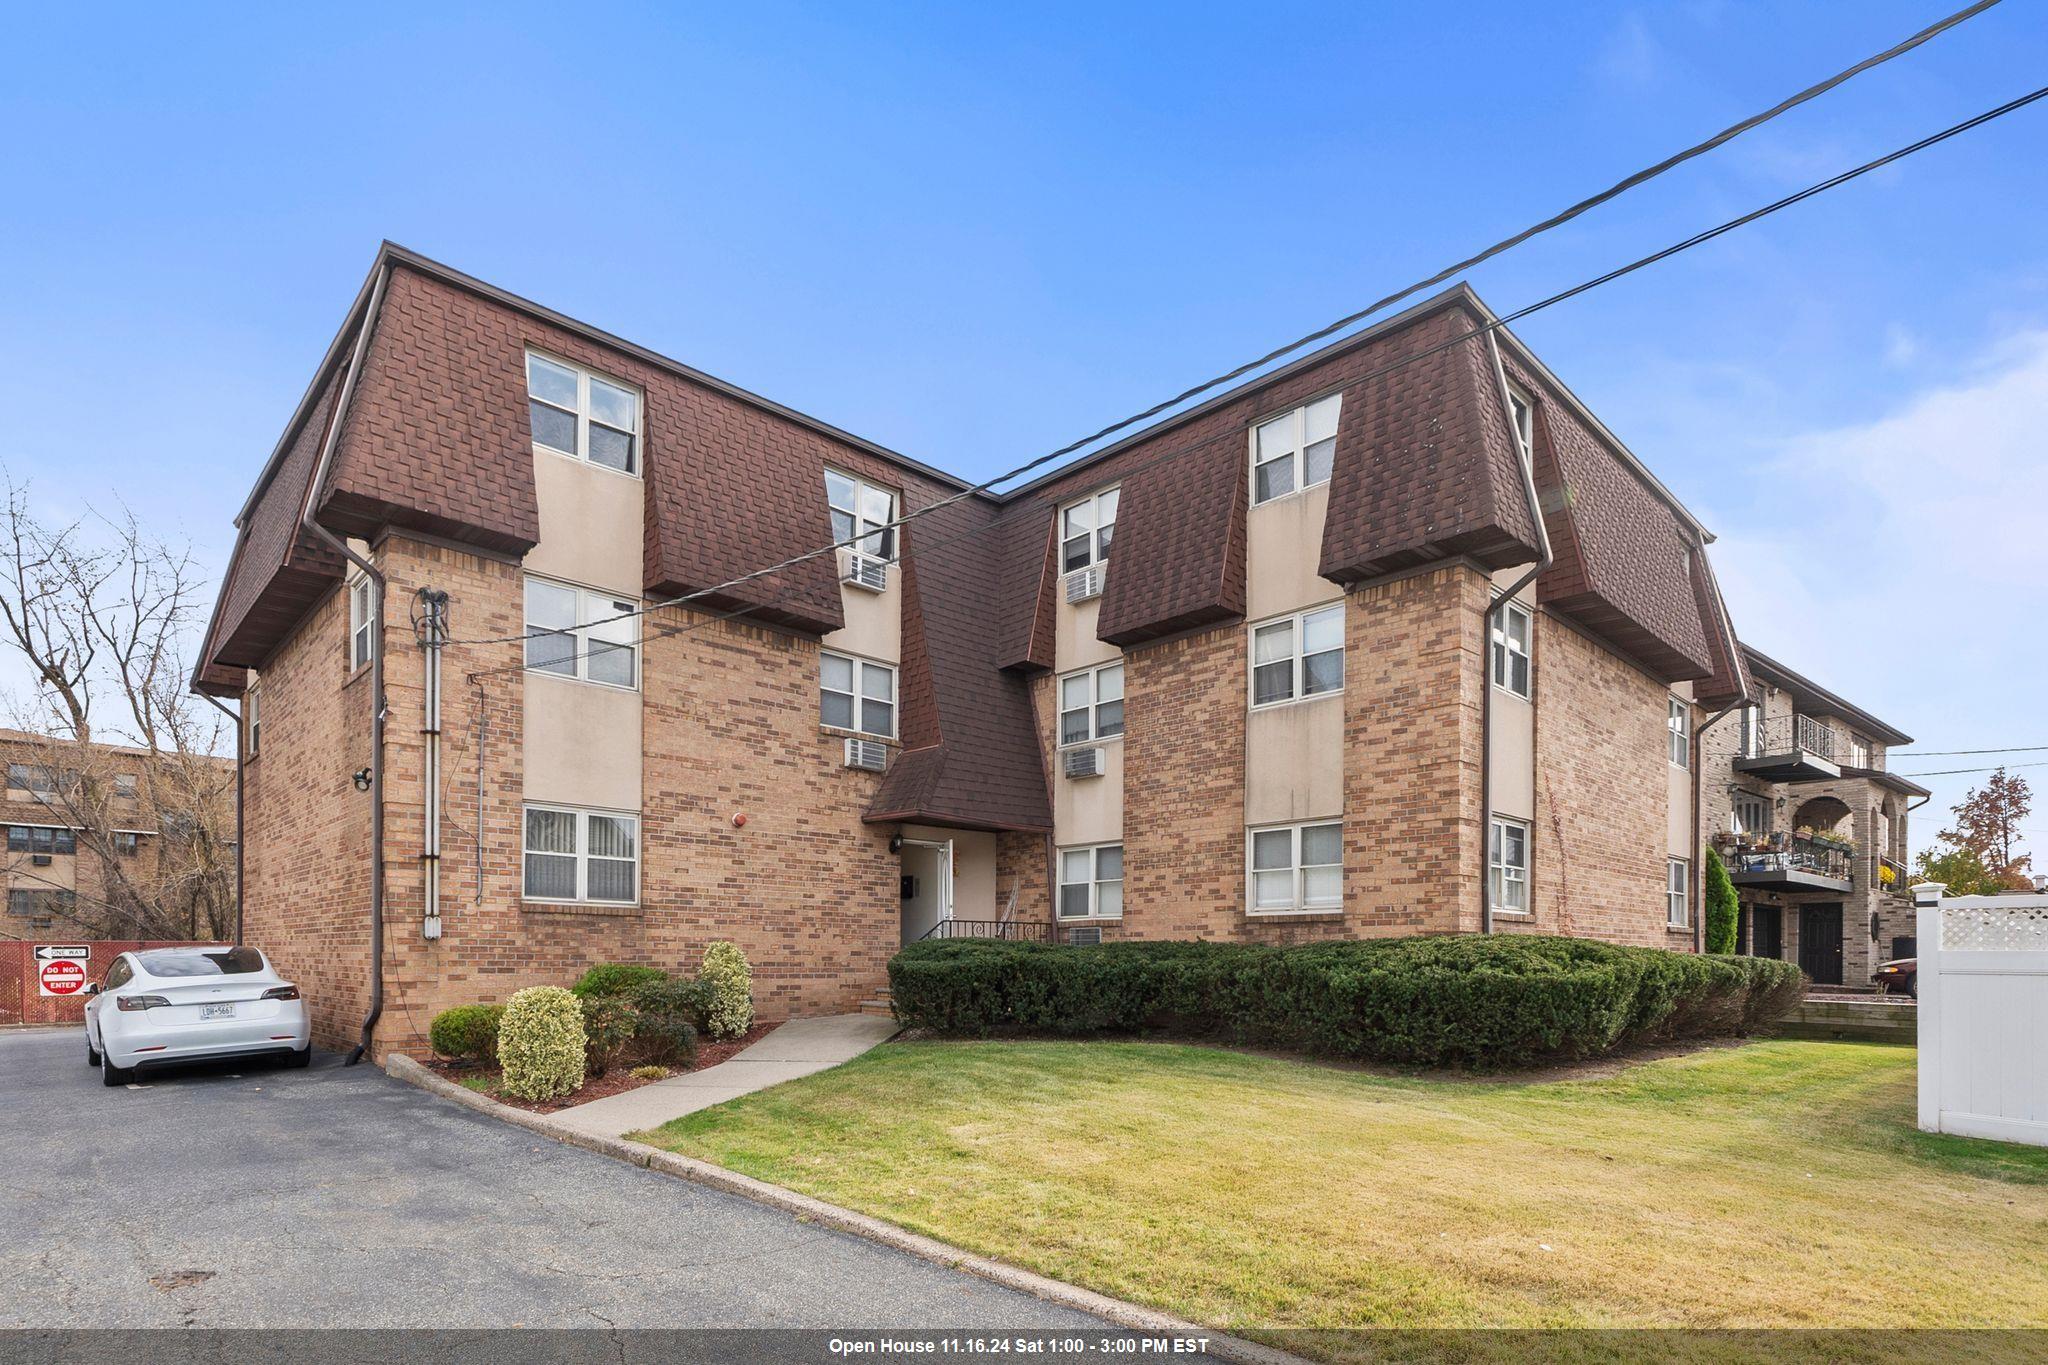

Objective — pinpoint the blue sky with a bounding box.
[3,1,2044,856]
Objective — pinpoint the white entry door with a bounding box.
[899,839,954,945]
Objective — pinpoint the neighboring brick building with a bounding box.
[1701,646,1925,988]
[0,729,234,938]
[197,244,1776,1058]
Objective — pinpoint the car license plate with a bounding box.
[201,1003,235,1020]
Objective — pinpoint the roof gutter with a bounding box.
[1479,330,1553,934]
[298,263,391,1067]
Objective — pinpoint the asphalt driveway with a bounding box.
[0,1028,1102,1330]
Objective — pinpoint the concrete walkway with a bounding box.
[554,1012,899,1140]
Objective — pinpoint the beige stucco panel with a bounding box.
[523,672,643,812]
[1053,738,1124,846]
[901,824,999,920]
[823,558,902,666]
[1668,759,1693,856]
[1245,694,1344,826]
[527,449,645,596]
[1056,589,1121,673]
[1246,482,1335,621]
[1489,692,1535,821]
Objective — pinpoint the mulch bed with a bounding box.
[424,1021,776,1114]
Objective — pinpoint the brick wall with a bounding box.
[1529,611,1692,948]
[241,576,374,1053]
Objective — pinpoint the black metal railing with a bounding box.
[1728,835,1854,884]
[918,918,1053,943]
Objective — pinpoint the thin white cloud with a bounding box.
[1712,329,2048,856]
[1596,13,1661,89]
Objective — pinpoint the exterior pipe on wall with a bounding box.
[197,692,245,945]
[297,265,391,1066]
[1479,330,1553,934]
[416,589,448,940]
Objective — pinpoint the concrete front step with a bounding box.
[1775,994,1917,1045]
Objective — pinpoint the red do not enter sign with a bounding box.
[39,959,86,996]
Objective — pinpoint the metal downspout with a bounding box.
[1480,331,1553,933]
[197,692,245,944]
[299,265,391,1066]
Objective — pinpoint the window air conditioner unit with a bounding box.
[1064,564,1103,604]
[1065,925,1103,947]
[841,553,889,593]
[844,737,888,772]
[31,854,51,867]
[1063,745,1104,779]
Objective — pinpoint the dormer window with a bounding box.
[826,470,897,561]
[1251,394,1341,504]
[1505,384,1536,465]
[526,353,640,475]
[1061,487,1118,574]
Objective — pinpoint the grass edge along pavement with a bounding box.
[634,1037,2048,1361]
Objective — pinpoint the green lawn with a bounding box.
[635,1038,2048,1349]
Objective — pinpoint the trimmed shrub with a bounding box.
[428,1003,504,1064]
[888,934,1803,1070]
[625,977,706,1067]
[700,940,755,1041]
[572,962,670,999]
[579,993,638,1076]
[498,986,587,1100]
[1704,849,1739,955]
[629,1064,670,1081]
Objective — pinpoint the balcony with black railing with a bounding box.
[1722,833,1855,893]
[1733,713,1844,783]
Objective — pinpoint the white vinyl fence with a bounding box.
[1917,889,2048,1147]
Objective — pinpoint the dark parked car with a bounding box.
[1874,956,1917,998]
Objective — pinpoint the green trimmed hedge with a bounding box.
[888,935,1802,1069]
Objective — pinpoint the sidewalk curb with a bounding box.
[386,1052,1304,1365]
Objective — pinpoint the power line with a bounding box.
[463,82,2048,682]
[1900,760,2048,778]
[1898,744,2048,757]
[442,2,2003,654]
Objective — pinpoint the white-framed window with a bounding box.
[1248,820,1343,915]
[1250,603,1343,708]
[1667,857,1690,928]
[1848,735,1870,769]
[1058,843,1123,920]
[348,575,374,672]
[1059,662,1125,746]
[524,577,640,689]
[1489,816,1530,915]
[1491,598,1532,699]
[1732,791,1769,837]
[1251,394,1341,505]
[114,772,139,798]
[244,691,260,760]
[821,651,896,738]
[1506,384,1536,464]
[526,352,641,475]
[1061,487,1119,574]
[826,469,897,562]
[1667,697,1690,769]
[523,804,639,904]
[1738,704,1762,758]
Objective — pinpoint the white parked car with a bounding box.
[85,946,311,1085]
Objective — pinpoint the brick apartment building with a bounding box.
[197,244,1846,1057]
[1,729,234,937]
[1701,646,1925,989]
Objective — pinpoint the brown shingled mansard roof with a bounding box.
[199,244,1746,834]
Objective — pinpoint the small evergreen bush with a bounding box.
[1704,849,1739,955]
[628,1064,670,1081]
[427,1003,504,1064]
[625,977,707,1066]
[887,934,1801,1070]
[699,940,755,1041]
[579,993,638,1076]
[498,986,587,1100]
[572,962,670,998]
